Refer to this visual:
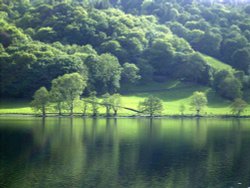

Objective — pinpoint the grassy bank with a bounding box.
[1,81,250,116]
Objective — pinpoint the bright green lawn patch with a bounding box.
[121,82,233,115]
[0,99,34,114]
[120,80,181,93]
[202,54,235,72]
[1,81,250,116]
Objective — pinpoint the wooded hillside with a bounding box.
[0,0,249,100]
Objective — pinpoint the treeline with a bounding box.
[0,0,249,101]
[32,75,248,117]
[31,72,123,117]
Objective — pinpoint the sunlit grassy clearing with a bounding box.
[201,54,235,72]
[1,81,249,116]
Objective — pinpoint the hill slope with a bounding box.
[201,54,235,73]
[0,1,248,104]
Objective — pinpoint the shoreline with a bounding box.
[1,113,250,119]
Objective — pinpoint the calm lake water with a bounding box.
[0,117,250,188]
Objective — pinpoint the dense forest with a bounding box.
[1,0,250,100]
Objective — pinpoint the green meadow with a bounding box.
[1,81,249,116]
[201,54,235,72]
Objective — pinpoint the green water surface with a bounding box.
[0,117,250,188]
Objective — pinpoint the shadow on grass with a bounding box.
[0,99,30,109]
[206,89,231,108]
[124,82,233,109]
[125,84,208,102]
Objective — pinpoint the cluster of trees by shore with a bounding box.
[31,73,248,117]
[31,72,123,117]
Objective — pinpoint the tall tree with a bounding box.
[50,80,64,116]
[89,92,99,117]
[195,31,222,57]
[213,70,243,100]
[102,93,112,117]
[80,98,89,116]
[190,91,207,116]
[138,96,163,117]
[232,48,250,73]
[122,63,141,83]
[110,93,122,116]
[51,73,87,116]
[31,87,49,117]
[230,98,248,116]
[179,103,186,116]
[85,53,122,93]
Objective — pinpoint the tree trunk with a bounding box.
[106,107,108,116]
[42,105,46,117]
[83,106,87,116]
[196,109,200,116]
[70,101,74,116]
[106,107,111,117]
[237,111,240,117]
[58,102,62,116]
[114,109,117,117]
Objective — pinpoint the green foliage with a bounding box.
[201,54,234,72]
[50,79,64,115]
[1,40,89,97]
[245,5,250,14]
[2,80,250,116]
[179,103,186,115]
[194,31,222,57]
[0,19,29,48]
[99,93,122,116]
[214,70,242,100]
[102,93,112,116]
[230,98,248,116]
[138,96,163,117]
[34,27,57,42]
[110,93,122,116]
[50,73,87,115]
[89,92,99,117]
[122,63,141,83]
[0,0,249,101]
[85,53,122,93]
[145,38,175,76]
[231,47,250,73]
[174,53,212,85]
[2,2,215,93]
[190,91,207,116]
[118,0,250,72]
[80,98,90,116]
[31,86,49,116]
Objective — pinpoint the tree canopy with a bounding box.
[0,0,249,101]
[50,73,87,115]
[230,98,248,116]
[190,91,208,116]
[138,96,163,117]
[31,86,49,116]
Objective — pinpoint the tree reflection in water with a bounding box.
[0,118,250,188]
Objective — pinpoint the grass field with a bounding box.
[201,54,235,72]
[1,81,250,116]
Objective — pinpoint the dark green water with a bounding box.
[0,118,250,188]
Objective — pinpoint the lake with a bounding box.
[0,117,250,188]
